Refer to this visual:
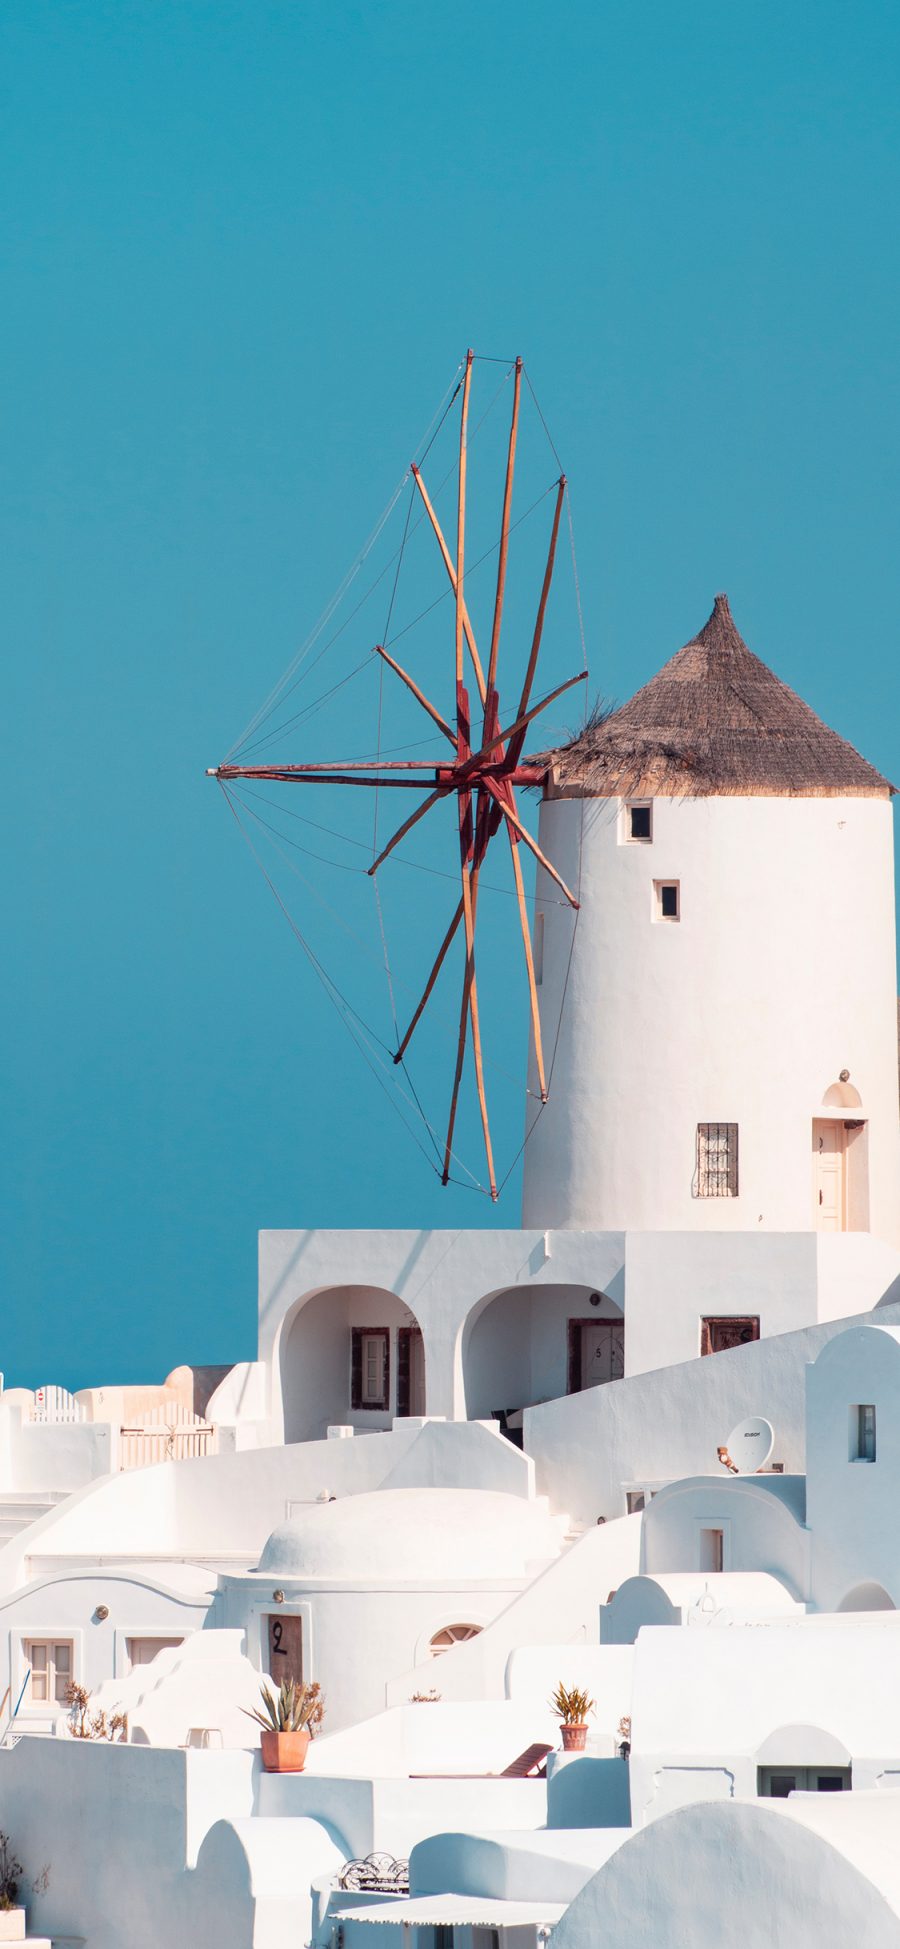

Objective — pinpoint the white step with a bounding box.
[0,1495,68,1540]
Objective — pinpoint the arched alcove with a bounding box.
[822,1078,864,1110]
[461,1282,624,1424]
[280,1286,425,1443]
[837,1580,895,1612]
[756,1723,852,1767]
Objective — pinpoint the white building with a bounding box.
[0,593,897,1947]
[523,593,900,1243]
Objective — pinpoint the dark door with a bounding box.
[266,1613,303,1687]
[397,1327,425,1416]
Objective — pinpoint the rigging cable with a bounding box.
[226,360,465,760]
[221,784,487,1190]
[231,781,568,904]
[228,364,514,760]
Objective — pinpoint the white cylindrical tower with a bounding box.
[522,595,900,1244]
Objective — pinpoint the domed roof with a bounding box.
[256,1487,561,1582]
[532,594,892,800]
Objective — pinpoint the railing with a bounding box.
[29,1386,86,1425]
[119,1406,217,1471]
[336,1854,410,1894]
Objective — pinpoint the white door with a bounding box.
[813,1121,845,1231]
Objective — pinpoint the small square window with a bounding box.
[701,1316,760,1355]
[654,880,680,921]
[628,802,652,842]
[850,1403,876,1462]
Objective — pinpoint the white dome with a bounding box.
[256,1487,560,1582]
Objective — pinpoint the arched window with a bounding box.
[428,1623,483,1657]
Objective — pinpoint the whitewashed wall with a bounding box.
[525,1296,900,1526]
[806,1324,900,1610]
[0,1565,216,1731]
[256,1226,900,1437]
[0,1737,341,1949]
[628,1620,900,1820]
[0,1419,533,1601]
[385,1517,642,1706]
[640,1476,808,1597]
[548,1797,900,1949]
[522,793,900,1242]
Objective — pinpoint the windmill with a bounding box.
[210,351,586,1201]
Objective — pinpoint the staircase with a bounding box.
[0,1492,69,1545]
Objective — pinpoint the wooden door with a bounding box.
[567,1319,625,1392]
[266,1613,303,1688]
[397,1327,425,1417]
[813,1120,845,1231]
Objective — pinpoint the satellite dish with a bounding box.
[718,1416,775,1475]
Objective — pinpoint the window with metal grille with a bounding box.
[696,1123,739,1197]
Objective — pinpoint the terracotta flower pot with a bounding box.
[260,1727,311,1773]
[561,1723,588,1753]
[0,1908,26,1942]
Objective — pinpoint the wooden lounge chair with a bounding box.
[410,1742,554,1780]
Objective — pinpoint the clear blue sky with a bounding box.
[3,0,899,1388]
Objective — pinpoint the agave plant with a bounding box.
[243,1678,324,1736]
[549,1681,595,1726]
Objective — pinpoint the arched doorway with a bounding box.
[461,1282,624,1427]
[813,1080,868,1233]
[837,1581,895,1612]
[280,1286,426,1443]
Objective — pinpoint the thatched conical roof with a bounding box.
[533,594,893,799]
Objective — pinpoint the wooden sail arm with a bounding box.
[486,357,522,698]
[508,475,566,765]
[212,757,444,778]
[442,860,497,1199]
[455,351,473,692]
[461,668,587,777]
[483,781,579,908]
[212,769,439,790]
[367,783,446,875]
[410,465,487,706]
[374,646,456,747]
[509,833,547,1101]
[393,896,465,1064]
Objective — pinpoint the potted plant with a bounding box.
[0,1833,25,1941]
[244,1679,324,1773]
[550,1682,595,1754]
